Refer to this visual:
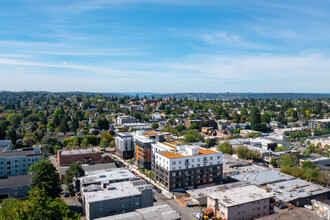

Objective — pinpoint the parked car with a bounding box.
[304,205,314,210]
[63,192,69,197]
[192,213,203,219]
[279,204,288,209]
[275,201,283,207]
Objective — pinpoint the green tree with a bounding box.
[6,128,17,145]
[302,161,316,169]
[100,138,110,148]
[53,107,65,127]
[189,123,198,130]
[176,124,186,133]
[218,141,233,155]
[164,106,171,115]
[184,130,203,142]
[54,145,61,154]
[250,107,262,131]
[0,188,80,220]
[59,118,69,132]
[151,122,159,130]
[269,157,278,167]
[64,163,85,192]
[29,159,62,198]
[81,138,90,148]
[279,153,298,167]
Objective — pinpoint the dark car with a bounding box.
[279,204,288,209]
[275,202,283,207]
[63,192,69,197]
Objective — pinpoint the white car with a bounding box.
[192,212,203,219]
[304,205,314,210]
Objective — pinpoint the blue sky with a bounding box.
[1,0,330,93]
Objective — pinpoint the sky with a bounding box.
[1,0,330,93]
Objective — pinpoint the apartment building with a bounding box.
[207,185,275,220]
[154,145,223,191]
[82,180,153,220]
[0,141,41,178]
[309,119,330,130]
[115,133,134,159]
[133,131,155,170]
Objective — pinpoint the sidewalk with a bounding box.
[112,155,173,199]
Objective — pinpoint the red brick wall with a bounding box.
[57,150,102,166]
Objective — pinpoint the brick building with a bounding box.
[57,147,102,166]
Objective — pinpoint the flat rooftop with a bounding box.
[58,163,116,174]
[80,168,136,185]
[145,131,158,136]
[83,180,151,203]
[208,185,274,207]
[95,204,180,220]
[233,164,268,174]
[0,147,40,158]
[0,174,33,189]
[231,169,294,185]
[267,178,330,203]
[258,208,321,220]
[60,147,100,156]
[158,147,220,159]
[187,182,251,199]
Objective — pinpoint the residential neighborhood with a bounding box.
[0,92,330,219]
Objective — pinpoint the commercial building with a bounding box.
[95,204,180,220]
[267,178,330,207]
[187,182,251,205]
[82,180,153,220]
[230,169,294,186]
[0,141,41,178]
[258,208,322,220]
[57,147,102,166]
[309,119,330,130]
[116,116,136,125]
[115,133,134,159]
[154,145,223,191]
[80,168,137,188]
[58,163,117,181]
[311,137,330,148]
[0,174,33,199]
[207,185,275,220]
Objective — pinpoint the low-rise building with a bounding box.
[95,204,180,220]
[187,182,251,205]
[116,116,137,125]
[309,119,330,130]
[80,168,137,188]
[82,180,153,220]
[267,178,330,207]
[115,133,134,159]
[258,208,321,220]
[0,141,41,178]
[230,169,294,186]
[57,147,102,166]
[0,174,33,199]
[207,185,275,220]
[154,145,223,191]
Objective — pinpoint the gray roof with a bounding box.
[58,163,117,174]
[95,204,180,220]
[0,147,40,158]
[258,208,321,220]
[0,140,11,147]
[231,169,294,186]
[267,178,330,203]
[0,174,33,189]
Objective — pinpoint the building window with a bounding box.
[217,156,220,159]
[197,158,200,162]
[172,161,176,165]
